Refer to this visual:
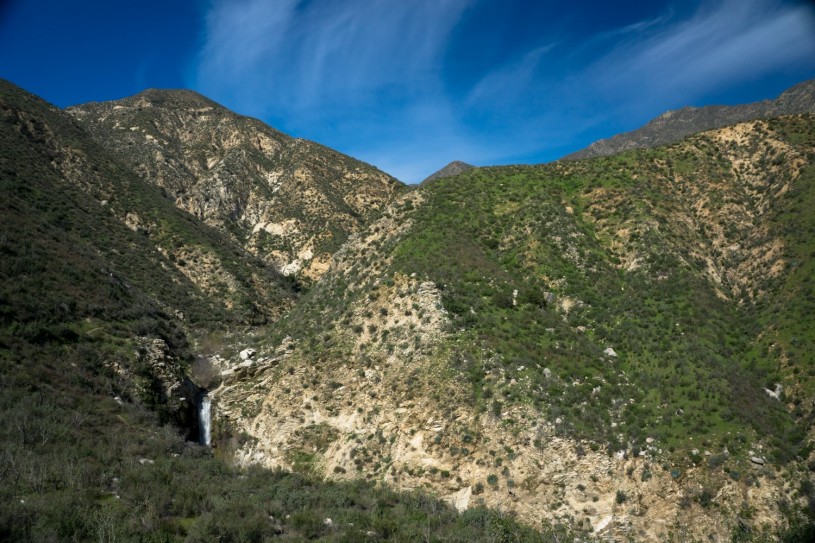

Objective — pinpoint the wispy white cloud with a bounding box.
[461,0,815,161]
[193,0,815,183]
[193,0,473,182]
[465,43,557,109]
[195,0,470,112]
[585,0,815,109]
[198,0,299,93]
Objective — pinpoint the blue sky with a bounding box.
[1,1,814,183]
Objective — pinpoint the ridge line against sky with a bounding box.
[1,0,814,183]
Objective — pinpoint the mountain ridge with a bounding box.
[68,88,407,283]
[562,79,815,161]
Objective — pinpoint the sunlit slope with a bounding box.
[216,115,815,540]
[393,115,815,458]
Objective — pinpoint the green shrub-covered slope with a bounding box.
[264,116,815,539]
[274,115,815,465]
[391,116,815,462]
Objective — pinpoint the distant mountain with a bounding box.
[420,160,475,185]
[68,90,406,282]
[562,79,815,160]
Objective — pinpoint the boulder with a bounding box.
[543,291,557,305]
[763,383,783,400]
[604,347,618,358]
[452,486,472,511]
[240,348,256,360]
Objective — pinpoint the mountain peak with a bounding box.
[133,87,216,105]
[66,88,406,283]
[69,87,224,114]
[420,160,475,185]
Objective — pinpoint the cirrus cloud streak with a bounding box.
[193,0,815,183]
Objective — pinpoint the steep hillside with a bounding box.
[0,77,302,446]
[0,79,296,327]
[211,115,815,542]
[0,80,577,542]
[563,79,815,161]
[68,90,406,282]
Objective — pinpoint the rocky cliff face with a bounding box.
[68,90,407,282]
[563,79,815,161]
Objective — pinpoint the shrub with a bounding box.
[698,489,713,508]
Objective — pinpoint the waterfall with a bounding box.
[199,393,211,446]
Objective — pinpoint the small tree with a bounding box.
[191,356,220,388]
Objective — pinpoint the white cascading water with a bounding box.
[199,394,212,446]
